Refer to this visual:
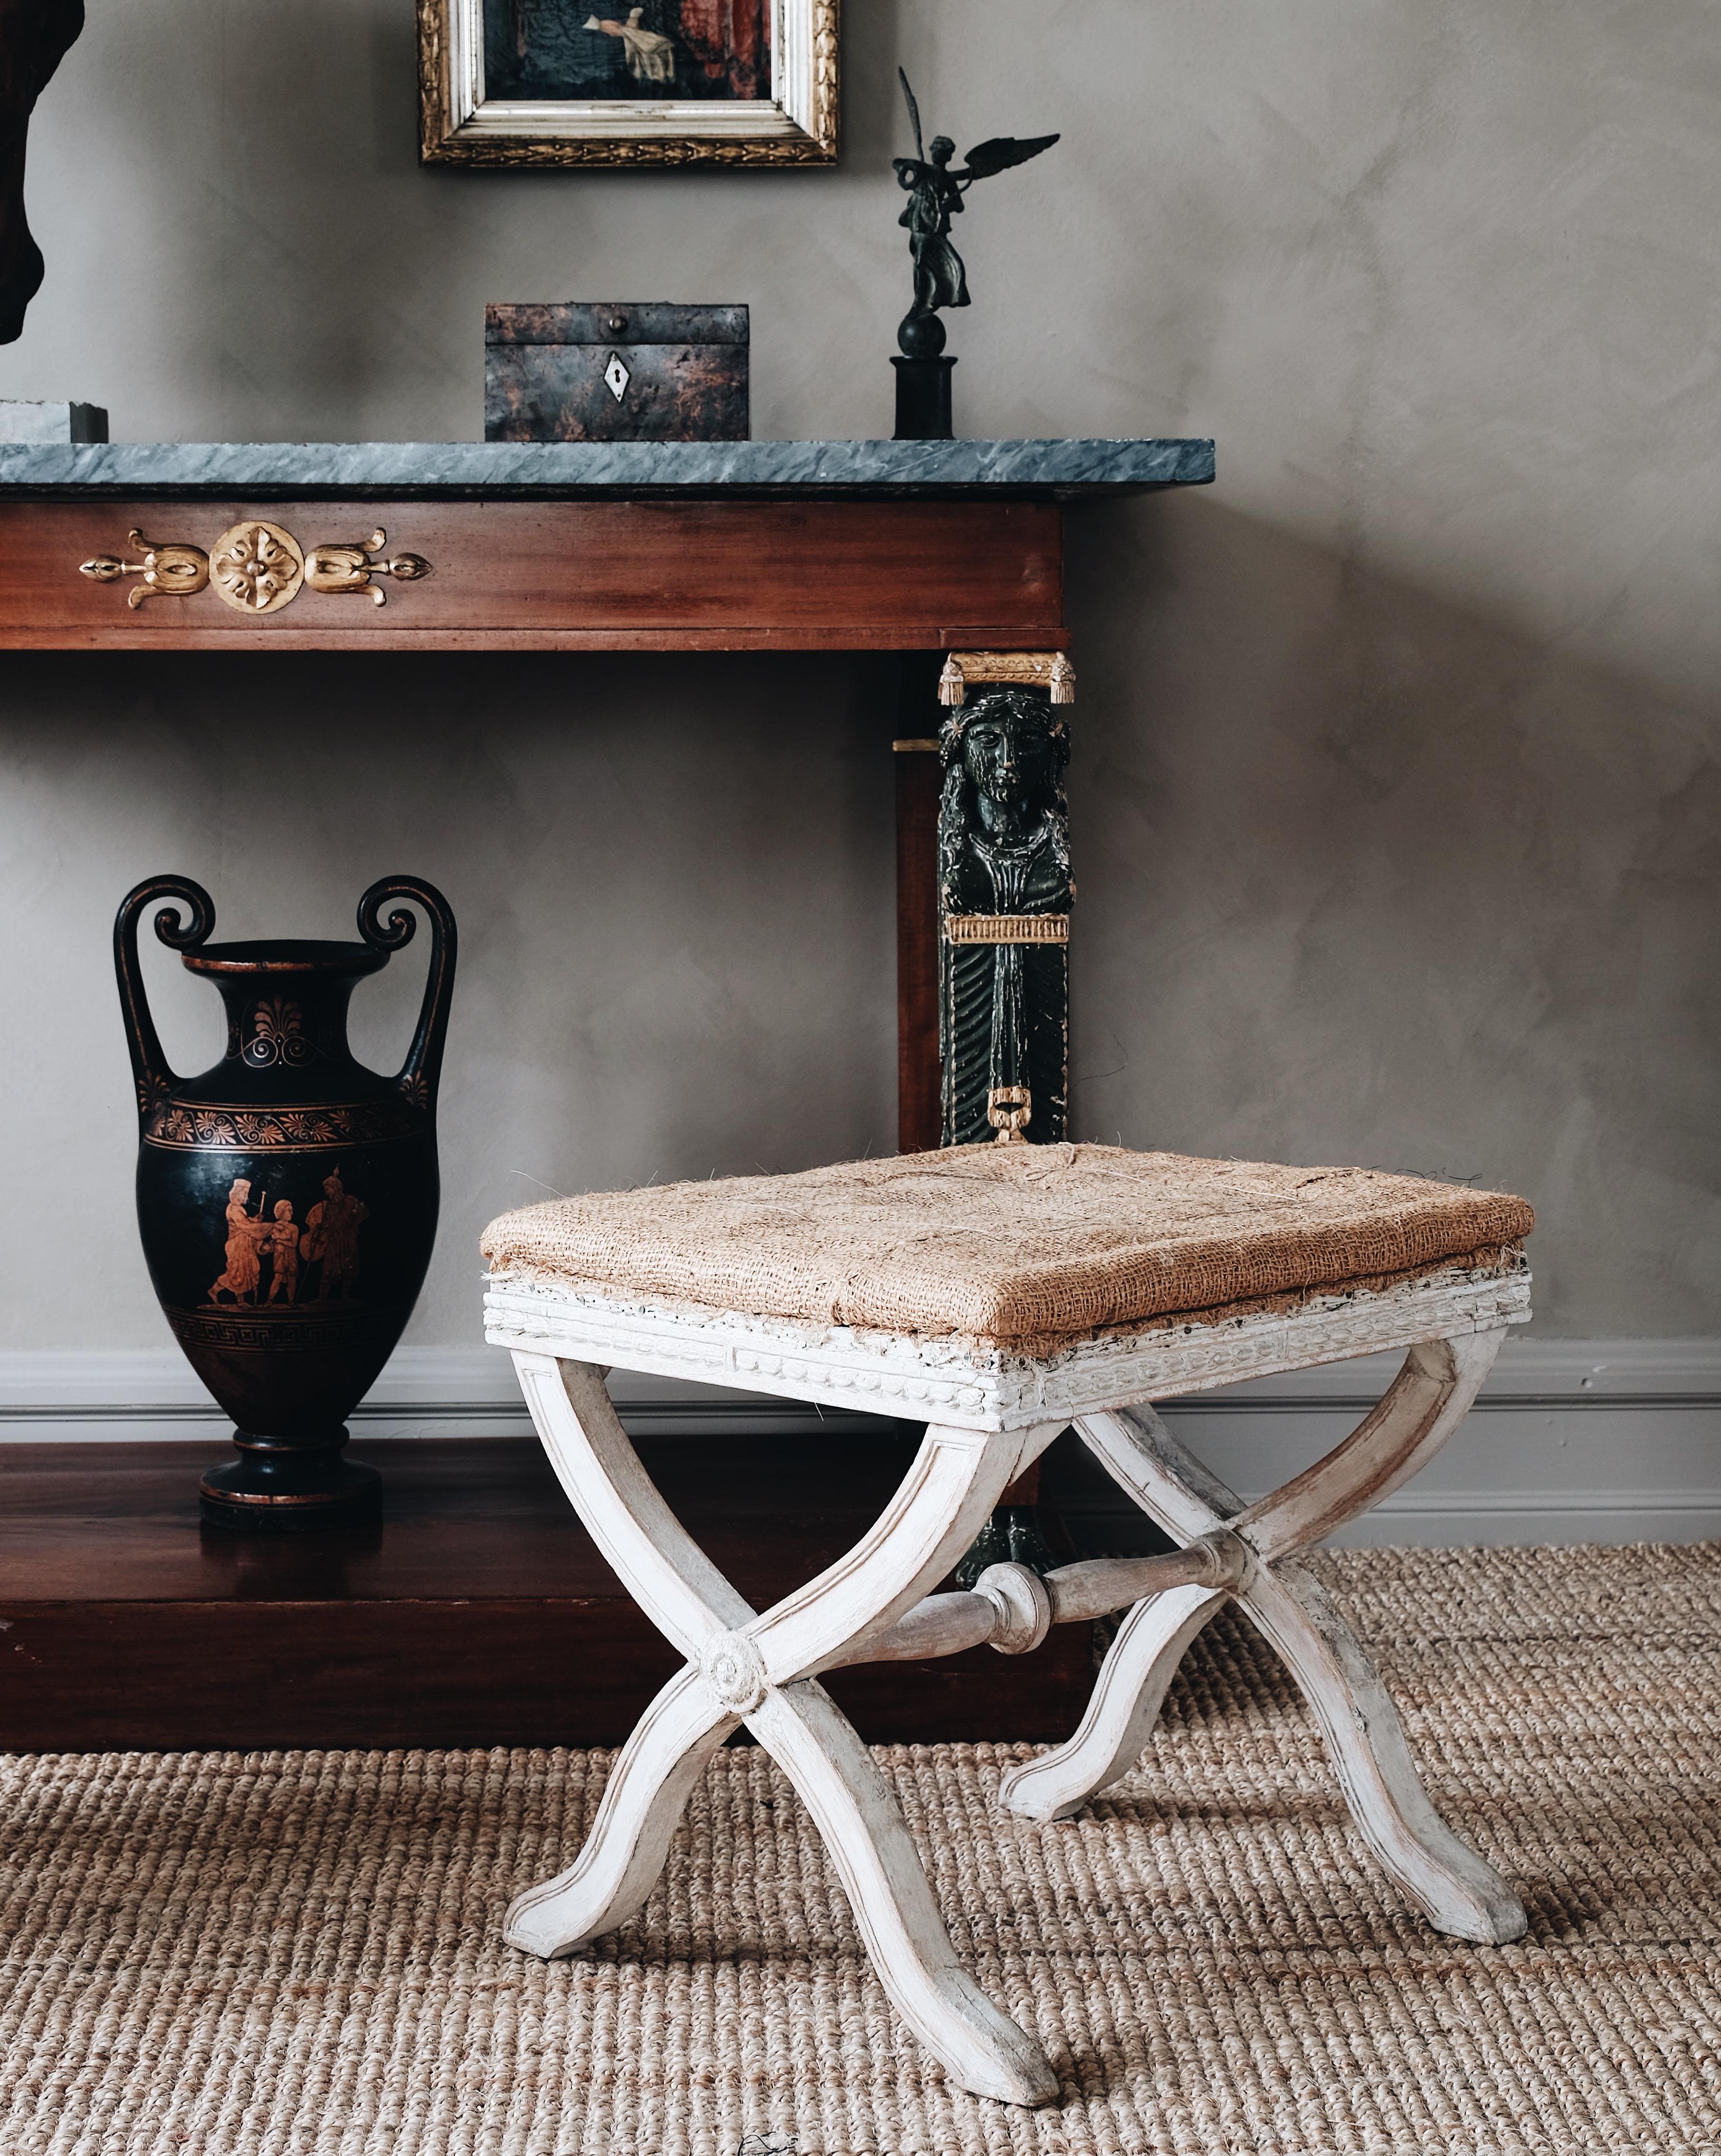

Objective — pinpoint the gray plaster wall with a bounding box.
[1,0,1717,1354]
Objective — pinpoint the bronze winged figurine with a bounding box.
[892,68,1058,359]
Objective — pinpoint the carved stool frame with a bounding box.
[486,1262,1531,2106]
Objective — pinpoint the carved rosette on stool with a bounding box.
[114,875,457,1529]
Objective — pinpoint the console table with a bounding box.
[0,438,1215,1747]
[0,436,1214,1146]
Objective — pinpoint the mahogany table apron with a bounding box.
[0,496,1066,652]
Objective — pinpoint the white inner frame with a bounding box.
[445,0,820,146]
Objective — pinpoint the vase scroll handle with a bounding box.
[113,875,215,1121]
[357,877,458,1113]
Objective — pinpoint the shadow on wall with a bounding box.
[1065,491,1721,1336]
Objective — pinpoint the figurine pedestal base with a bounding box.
[893,356,956,441]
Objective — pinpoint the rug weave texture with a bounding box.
[2,1542,1717,2156]
[480,1145,1534,1348]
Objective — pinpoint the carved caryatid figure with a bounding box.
[939,687,1072,1147]
[0,1,83,343]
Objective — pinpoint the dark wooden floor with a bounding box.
[0,1436,1093,1753]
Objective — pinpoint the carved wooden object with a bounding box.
[486,1260,1532,2103]
[0,0,82,343]
[938,680,1072,1146]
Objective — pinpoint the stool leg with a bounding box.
[1241,1557,1527,1942]
[505,1664,736,1957]
[1000,1581,1226,1824]
[999,1333,1527,1944]
[504,1350,1061,2102]
[753,1680,1059,2106]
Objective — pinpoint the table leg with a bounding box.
[894,656,944,1154]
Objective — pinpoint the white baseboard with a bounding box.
[0,1337,1716,1547]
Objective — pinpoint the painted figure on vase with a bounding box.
[893,70,1059,359]
[938,687,1072,1148]
[304,1170,368,1301]
[209,1178,267,1304]
[264,1201,301,1304]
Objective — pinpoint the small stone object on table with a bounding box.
[483,1142,1534,2106]
[0,399,106,441]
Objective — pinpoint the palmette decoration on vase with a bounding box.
[115,874,456,1530]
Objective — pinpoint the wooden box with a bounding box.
[485,302,749,443]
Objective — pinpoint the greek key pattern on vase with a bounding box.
[167,1308,374,1354]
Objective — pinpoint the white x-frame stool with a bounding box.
[485,1255,1531,2107]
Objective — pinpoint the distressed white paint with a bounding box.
[1000,1334,1528,1946]
[483,1262,1531,1431]
[504,1348,1056,2105]
[499,1279,1532,2101]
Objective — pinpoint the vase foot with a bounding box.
[200,1430,382,1533]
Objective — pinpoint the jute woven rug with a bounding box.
[3,1543,1719,2156]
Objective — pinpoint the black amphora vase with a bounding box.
[115,876,457,1530]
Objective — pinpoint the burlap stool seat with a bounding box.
[484,1143,1534,2106]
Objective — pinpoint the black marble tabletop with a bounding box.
[0,437,1214,500]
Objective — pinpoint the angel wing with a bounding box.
[959,132,1060,181]
[898,68,926,163]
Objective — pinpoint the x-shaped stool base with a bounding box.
[496,1306,1526,2106]
[998,1331,1529,1947]
[504,1354,1066,2105]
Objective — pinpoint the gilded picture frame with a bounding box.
[419,0,838,167]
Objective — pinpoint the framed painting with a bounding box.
[418,0,838,167]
